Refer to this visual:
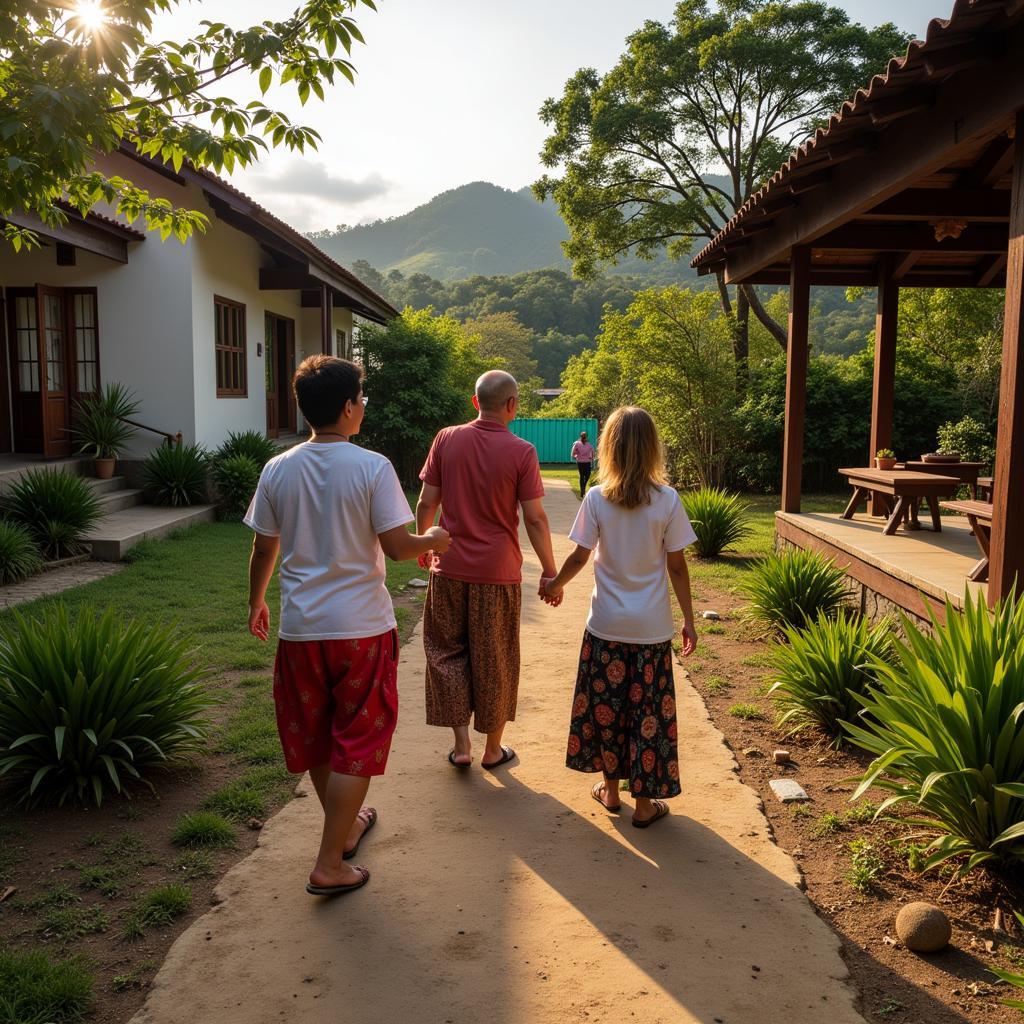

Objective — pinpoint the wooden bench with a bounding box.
[839,468,961,536]
[939,499,994,582]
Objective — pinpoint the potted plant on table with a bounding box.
[71,383,140,479]
[875,448,897,471]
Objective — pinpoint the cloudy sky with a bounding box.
[154,0,948,231]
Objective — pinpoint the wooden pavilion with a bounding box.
[692,0,1024,617]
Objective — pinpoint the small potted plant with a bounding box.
[71,383,140,479]
[875,448,897,471]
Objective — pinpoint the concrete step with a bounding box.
[83,475,129,496]
[95,488,145,514]
[84,504,217,561]
[0,456,89,494]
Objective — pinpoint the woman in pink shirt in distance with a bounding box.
[571,431,595,494]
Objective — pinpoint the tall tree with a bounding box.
[534,0,907,370]
[1,0,376,248]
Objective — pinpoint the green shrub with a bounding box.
[682,487,752,558]
[0,947,93,1024]
[171,811,236,849]
[0,470,101,559]
[0,521,43,584]
[846,591,1024,874]
[0,606,214,806]
[845,838,883,892]
[768,614,893,748]
[936,414,995,466]
[211,454,261,522]
[742,549,848,631]
[215,430,280,468]
[142,443,208,507]
[122,884,191,939]
[70,383,140,460]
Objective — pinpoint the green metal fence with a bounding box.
[509,418,598,465]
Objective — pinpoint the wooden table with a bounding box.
[940,499,993,581]
[978,475,994,500]
[839,468,961,536]
[901,461,985,497]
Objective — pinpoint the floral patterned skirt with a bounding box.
[566,630,681,799]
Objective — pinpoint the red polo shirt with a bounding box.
[419,419,545,584]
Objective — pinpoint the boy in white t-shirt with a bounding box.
[245,355,449,896]
[544,406,697,829]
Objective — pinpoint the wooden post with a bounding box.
[989,111,1024,604]
[782,245,811,513]
[320,283,332,355]
[869,255,899,516]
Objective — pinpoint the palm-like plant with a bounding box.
[142,444,209,507]
[0,520,44,583]
[0,469,102,559]
[71,383,140,459]
[683,487,752,558]
[741,548,848,631]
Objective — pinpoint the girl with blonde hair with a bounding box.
[544,406,697,826]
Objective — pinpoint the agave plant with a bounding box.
[741,548,848,631]
[211,454,261,521]
[142,443,209,507]
[0,605,215,806]
[0,469,102,559]
[214,430,280,469]
[0,520,43,583]
[71,382,140,459]
[683,487,752,558]
[845,591,1024,874]
[768,613,893,748]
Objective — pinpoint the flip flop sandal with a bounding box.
[481,745,517,770]
[342,808,377,861]
[591,781,621,813]
[306,866,370,896]
[447,750,472,769]
[632,800,670,829]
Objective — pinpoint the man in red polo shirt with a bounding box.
[416,370,558,770]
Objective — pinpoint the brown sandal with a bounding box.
[591,781,621,813]
[632,800,669,829]
[306,865,370,896]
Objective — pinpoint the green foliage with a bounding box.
[684,487,752,557]
[844,800,879,824]
[70,383,140,460]
[0,947,93,1024]
[359,308,493,486]
[1,1,376,249]
[936,415,995,467]
[742,549,848,631]
[203,783,265,821]
[846,591,1024,874]
[40,903,109,941]
[875,448,894,460]
[0,469,102,560]
[727,702,764,721]
[211,454,261,522]
[215,431,280,469]
[122,884,191,939]
[704,675,731,693]
[0,606,214,806]
[173,850,216,881]
[142,443,209,507]
[845,839,883,892]
[767,614,893,747]
[811,812,846,838]
[171,812,236,849]
[0,521,43,584]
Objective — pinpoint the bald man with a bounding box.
[416,371,558,770]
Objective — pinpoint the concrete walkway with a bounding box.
[132,479,865,1024]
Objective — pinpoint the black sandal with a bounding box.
[632,800,669,829]
[342,808,377,860]
[481,745,517,770]
[306,865,370,896]
[447,750,472,769]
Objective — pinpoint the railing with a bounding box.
[117,416,182,447]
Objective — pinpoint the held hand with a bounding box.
[426,526,451,554]
[249,602,270,642]
[539,576,563,607]
[680,622,698,657]
[417,551,432,570]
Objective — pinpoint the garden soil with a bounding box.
[129,479,865,1024]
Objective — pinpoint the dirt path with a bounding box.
[131,479,865,1024]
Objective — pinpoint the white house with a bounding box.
[0,147,396,459]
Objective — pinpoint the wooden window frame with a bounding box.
[215,295,248,398]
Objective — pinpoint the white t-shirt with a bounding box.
[568,483,697,645]
[244,441,414,641]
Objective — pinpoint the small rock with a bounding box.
[701,610,721,621]
[896,902,952,952]
[247,817,264,831]
[773,750,791,765]
[743,747,764,758]
[408,578,429,589]
[882,935,898,947]
[769,779,809,803]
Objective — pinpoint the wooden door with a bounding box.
[37,286,72,456]
[264,314,279,438]
[280,319,296,433]
[7,288,44,453]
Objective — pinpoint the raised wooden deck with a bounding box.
[775,510,985,623]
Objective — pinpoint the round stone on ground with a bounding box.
[895,902,951,952]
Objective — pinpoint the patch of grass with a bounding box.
[76,833,156,898]
[887,837,928,873]
[218,693,280,764]
[237,673,270,689]
[0,823,25,878]
[752,677,773,697]
[728,702,765,721]
[203,783,265,821]
[238,762,292,794]
[171,811,237,849]
[685,659,705,673]
[41,904,109,941]
[844,800,878,824]
[172,850,217,881]
[877,999,904,1017]
[78,865,125,899]
[704,675,731,693]
[0,947,93,1023]
[19,883,78,912]
[845,838,884,893]
[703,622,726,635]
[122,884,191,940]
[702,648,720,661]
[539,467,582,500]
[811,812,847,838]
[790,804,812,820]
[741,653,773,669]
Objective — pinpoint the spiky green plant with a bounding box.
[845,591,1024,874]
[214,430,280,469]
[682,487,752,558]
[0,606,214,806]
[768,613,893,748]
[142,443,208,507]
[742,548,848,631]
[0,520,43,583]
[211,454,261,522]
[0,469,102,559]
[70,382,140,459]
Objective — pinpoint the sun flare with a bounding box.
[73,0,109,32]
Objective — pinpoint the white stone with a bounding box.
[701,610,721,621]
[769,779,809,803]
[408,578,429,588]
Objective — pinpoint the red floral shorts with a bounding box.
[273,630,399,777]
